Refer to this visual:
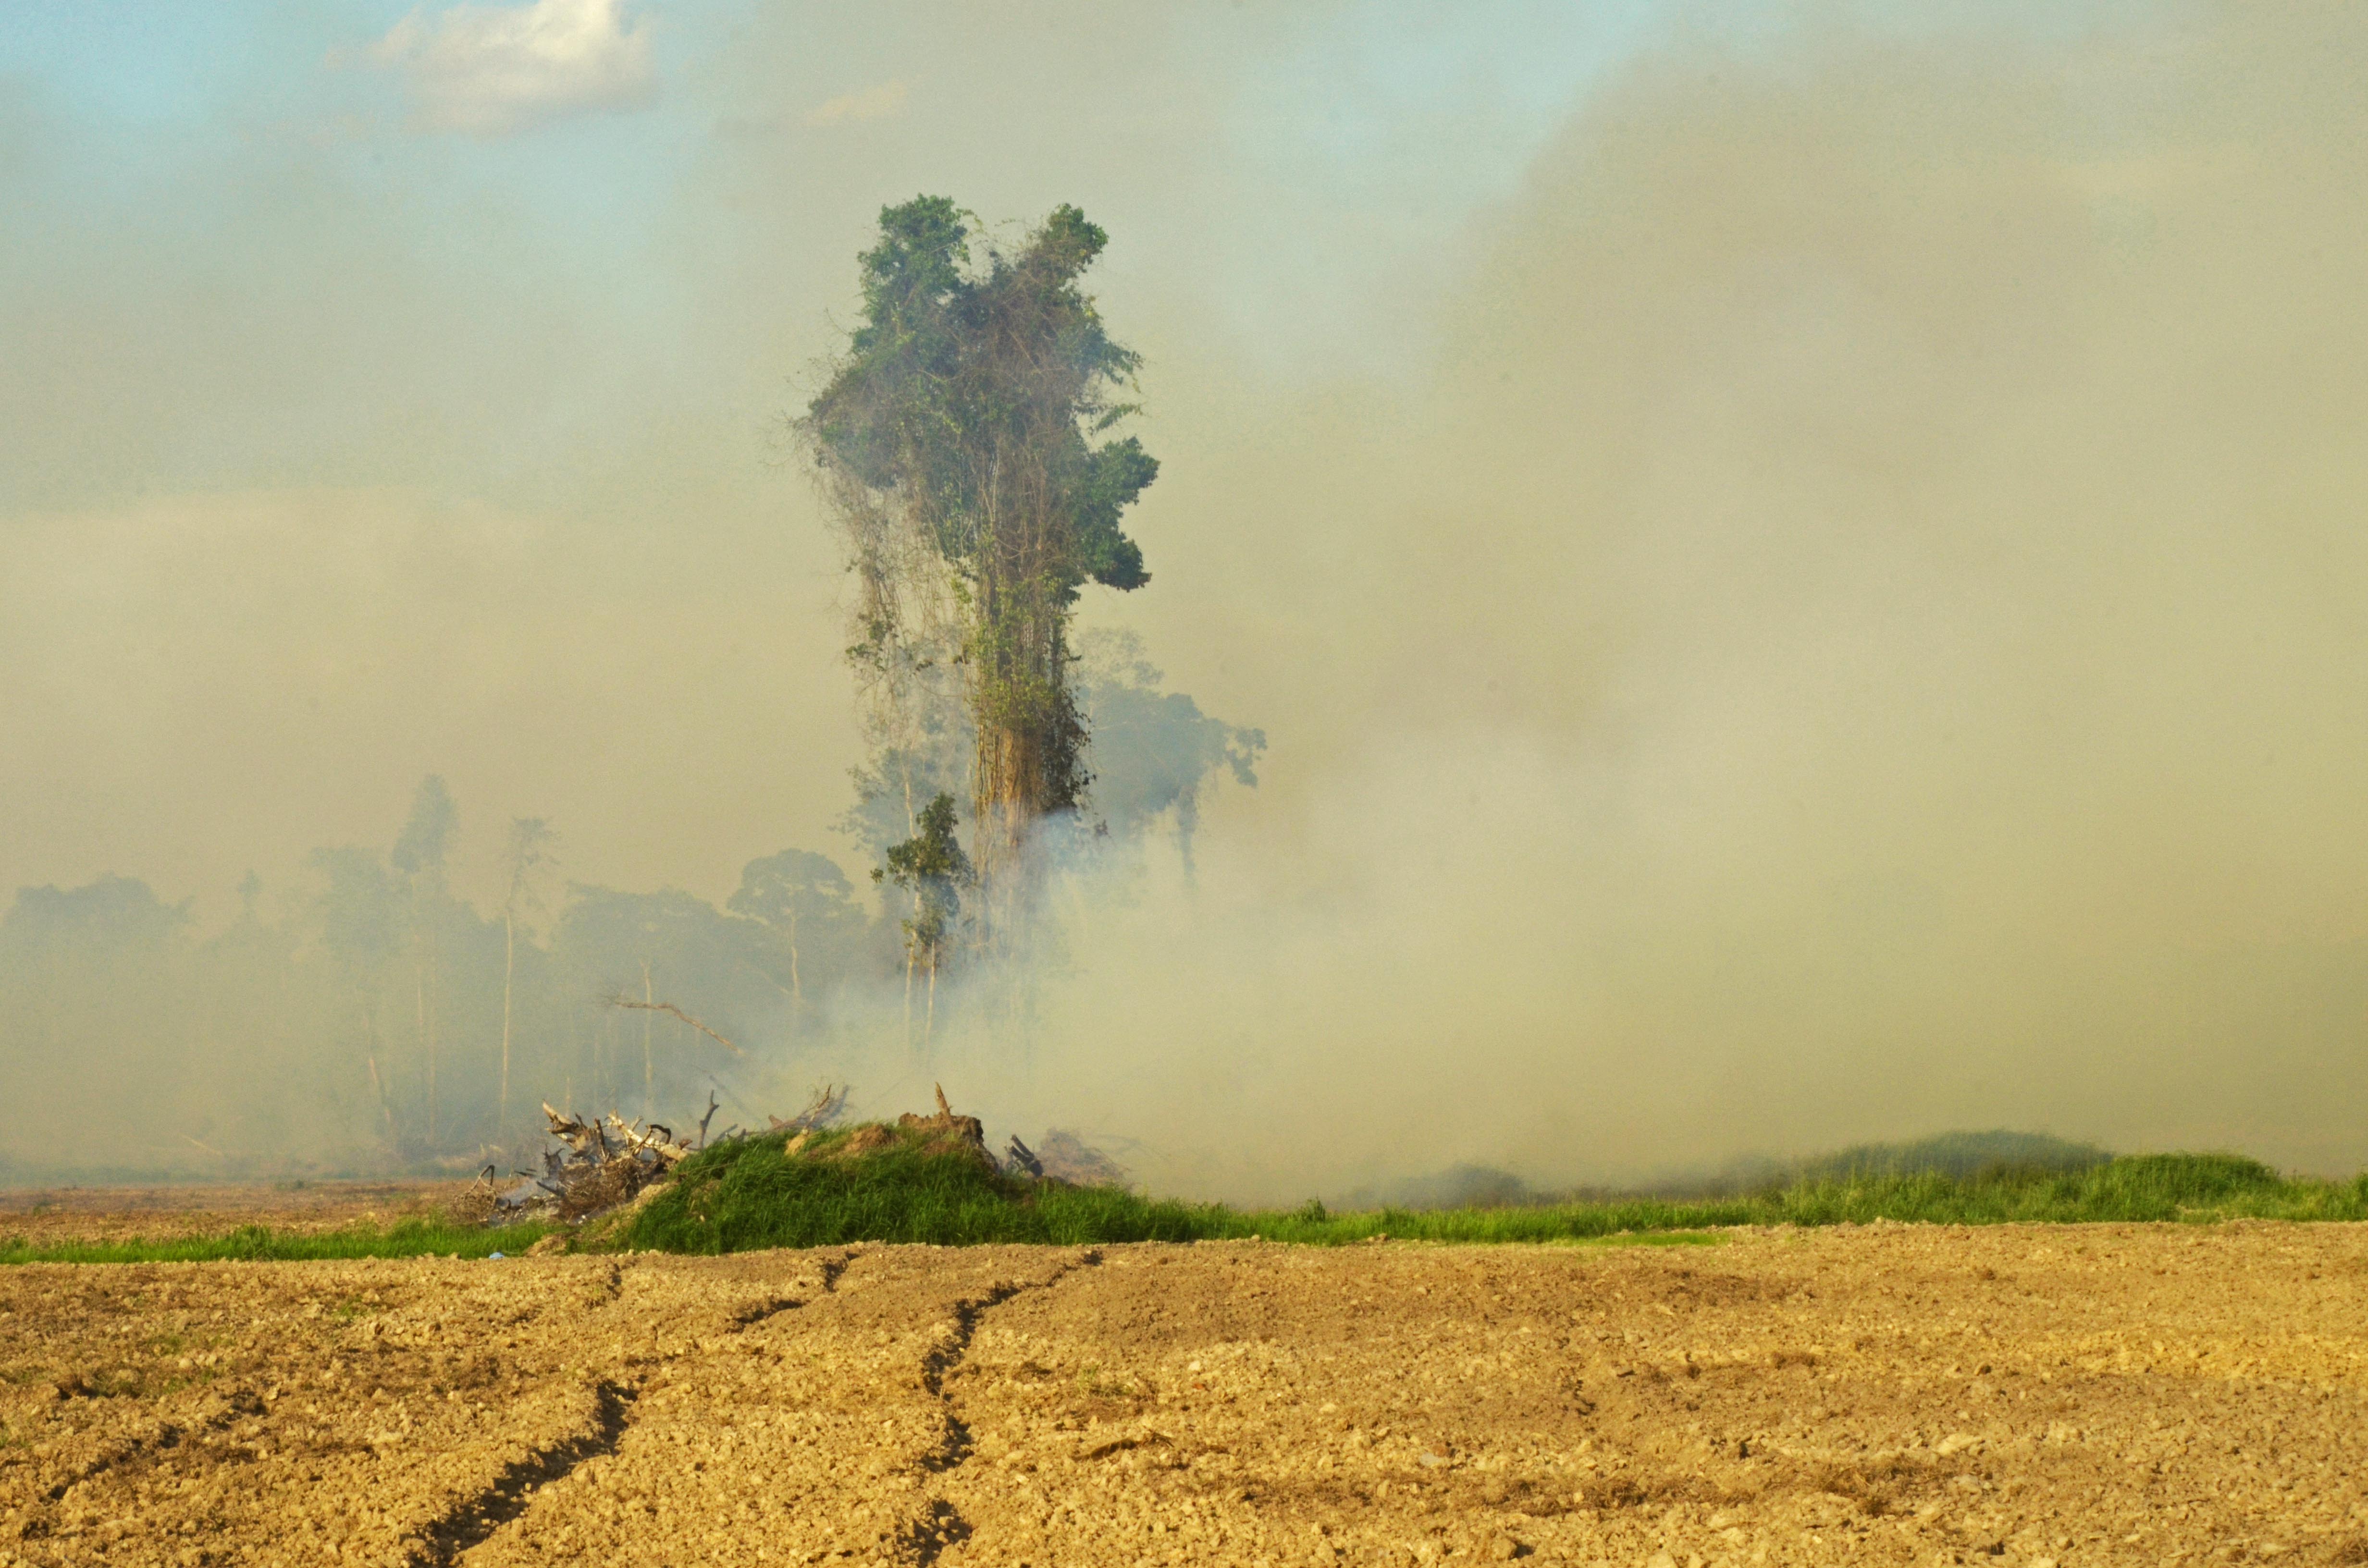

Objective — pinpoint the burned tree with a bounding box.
[800,196,1158,943]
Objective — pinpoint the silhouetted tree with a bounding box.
[497,817,557,1142]
[1074,628,1266,877]
[308,845,407,1149]
[728,848,865,1020]
[390,775,458,1142]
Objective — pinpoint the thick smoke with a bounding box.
[4,5,2367,1194]
[923,4,2368,1198]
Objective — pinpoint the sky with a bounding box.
[5,0,2368,1188]
[0,0,1681,911]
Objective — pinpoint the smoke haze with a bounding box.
[5,3,2366,1196]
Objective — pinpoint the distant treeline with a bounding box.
[0,630,1260,1181]
[0,824,893,1180]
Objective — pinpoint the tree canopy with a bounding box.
[801,196,1159,923]
[875,791,973,975]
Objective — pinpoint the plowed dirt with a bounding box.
[3,1222,2365,1566]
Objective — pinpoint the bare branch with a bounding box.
[766,1082,850,1133]
[603,995,747,1058]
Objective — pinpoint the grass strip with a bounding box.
[616,1136,2368,1254]
[5,1147,2365,1263]
[0,1217,551,1266]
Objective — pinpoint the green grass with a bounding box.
[0,1216,551,1266]
[1783,1129,2110,1185]
[5,1138,2365,1264]
[618,1134,2368,1252]
[1244,1155,2368,1243]
[614,1126,1230,1251]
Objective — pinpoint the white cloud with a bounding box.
[803,79,909,127]
[371,0,655,136]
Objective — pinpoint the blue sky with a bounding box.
[0,2,1667,427]
[1,0,2143,524]
[4,3,1666,517]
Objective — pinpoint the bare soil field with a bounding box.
[0,1183,455,1246]
[2,1221,2364,1567]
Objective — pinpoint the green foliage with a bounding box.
[803,196,1161,844]
[613,1125,1218,1251]
[808,195,1154,601]
[1227,1153,2368,1243]
[1783,1130,2111,1186]
[874,792,974,963]
[612,1146,2368,1252]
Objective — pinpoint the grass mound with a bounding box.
[608,1122,1227,1251]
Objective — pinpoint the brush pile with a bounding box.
[456,1084,848,1226]
[458,1082,1132,1232]
[478,1105,700,1223]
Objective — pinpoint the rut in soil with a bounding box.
[903,1250,1098,1565]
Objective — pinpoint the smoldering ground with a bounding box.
[3,4,2366,1196]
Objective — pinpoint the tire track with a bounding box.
[726,1252,845,1330]
[402,1380,635,1568]
[904,1250,1098,1565]
[408,1251,850,1565]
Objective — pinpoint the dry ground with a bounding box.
[0,1183,452,1246]
[2,1222,2365,1567]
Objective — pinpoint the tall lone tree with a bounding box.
[801,196,1158,940]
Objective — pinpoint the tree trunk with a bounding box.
[500,909,516,1143]
[416,961,432,1146]
[366,1007,398,1151]
[426,923,438,1146]
[640,960,654,1121]
[969,591,1071,946]
[786,911,802,1038]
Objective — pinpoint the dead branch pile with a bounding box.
[488,1103,698,1223]
[455,1080,1132,1230]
